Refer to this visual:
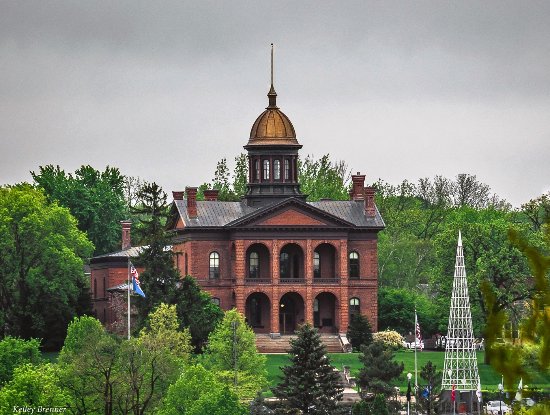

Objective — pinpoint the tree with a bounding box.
[249,391,274,415]
[0,337,42,386]
[203,309,267,400]
[272,323,343,414]
[0,185,94,347]
[418,361,442,415]
[174,275,223,352]
[58,316,121,415]
[358,341,403,398]
[118,304,191,415]
[521,192,550,231]
[131,182,180,326]
[0,363,70,413]
[160,364,247,415]
[32,164,127,255]
[298,154,350,201]
[347,314,373,351]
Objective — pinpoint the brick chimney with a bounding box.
[350,172,366,201]
[185,187,198,218]
[365,186,376,217]
[120,220,132,250]
[172,190,184,201]
[203,189,219,201]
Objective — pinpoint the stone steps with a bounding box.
[256,334,344,353]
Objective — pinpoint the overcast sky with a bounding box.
[1,1,549,207]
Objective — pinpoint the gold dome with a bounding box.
[247,86,300,147]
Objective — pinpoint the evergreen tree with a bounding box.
[174,275,223,353]
[418,361,442,415]
[131,182,179,326]
[347,314,373,351]
[369,394,389,415]
[249,391,274,415]
[358,341,404,398]
[272,324,343,414]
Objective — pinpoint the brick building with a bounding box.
[91,77,384,338]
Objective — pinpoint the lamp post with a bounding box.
[498,383,503,415]
[407,372,412,415]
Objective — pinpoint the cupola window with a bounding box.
[273,159,281,180]
[263,160,270,180]
[255,159,260,181]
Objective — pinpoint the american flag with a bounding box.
[130,263,146,298]
[415,311,423,350]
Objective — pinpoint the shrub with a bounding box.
[372,330,404,350]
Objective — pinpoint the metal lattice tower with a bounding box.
[442,231,480,391]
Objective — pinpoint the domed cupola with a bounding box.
[244,44,305,207]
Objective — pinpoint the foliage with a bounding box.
[521,192,550,232]
[483,221,550,397]
[160,364,247,415]
[139,303,192,360]
[372,330,404,350]
[0,336,42,386]
[58,316,121,414]
[131,182,180,327]
[0,184,94,347]
[417,361,442,415]
[358,341,404,397]
[203,309,267,400]
[298,154,350,201]
[174,275,223,353]
[378,288,442,337]
[272,323,343,414]
[369,394,389,415]
[32,164,127,255]
[198,154,248,201]
[347,314,373,351]
[0,363,69,413]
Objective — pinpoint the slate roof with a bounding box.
[91,246,144,260]
[174,198,384,229]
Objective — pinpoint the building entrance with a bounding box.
[279,292,304,334]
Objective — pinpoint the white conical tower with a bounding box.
[442,231,480,391]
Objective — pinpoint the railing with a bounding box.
[313,278,340,284]
[244,278,271,284]
[279,278,305,284]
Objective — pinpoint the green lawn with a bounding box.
[264,350,550,392]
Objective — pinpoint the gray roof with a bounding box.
[92,246,144,260]
[175,198,384,229]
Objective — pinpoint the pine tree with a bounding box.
[358,341,403,398]
[418,361,442,415]
[272,324,343,414]
[249,391,274,415]
[347,314,373,351]
[131,182,179,327]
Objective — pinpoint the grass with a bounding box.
[264,350,550,393]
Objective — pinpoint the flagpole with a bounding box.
[127,259,131,340]
[414,307,418,390]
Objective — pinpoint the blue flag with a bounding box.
[130,264,146,298]
[422,386,431,398]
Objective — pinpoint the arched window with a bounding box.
[249,251,259,278]
[212,297,221,306]
[209,252,220,279]
[349,251,360,279]
[313,251,320,278]
[284,159,290,180]
[255,159,260,181]
[273,159,281,180]
[280,252,290,279]
[263,159,270,180]
[349,297,360,318]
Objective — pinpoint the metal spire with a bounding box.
[442,231,480,392]
[268,43,277,108]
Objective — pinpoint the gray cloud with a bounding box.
[1,1,549,207]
